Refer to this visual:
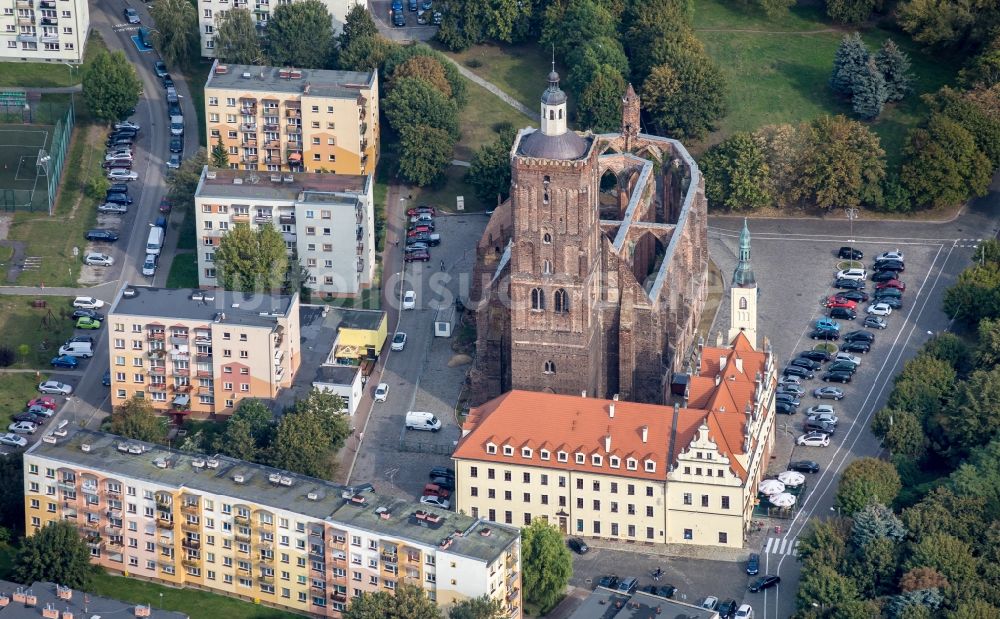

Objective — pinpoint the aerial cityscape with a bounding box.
[0,0,997,618]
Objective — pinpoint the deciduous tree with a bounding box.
[384,44,466,107]
[899,567,949,592]
[905,533,979,588]
[521,519,572,612]
[900,114,991,209]
[699,132,772,210]
[217,398,274,462]
[925,87,1000,167]
[847,536,899,597]
[875,39,913,102]
[166,149,208,212]
[338,4,378,49]
[383,77,460,138]
[466,126,517,205]
[871,408,927,458]
[835,457,901,515]
[0,454,24,534]
[641,49,727,139]
[796,563,861,612]
[826,0,876,24]
[390,56,453,98]
[939,367,1000,457]
[82,50,142,124]
[576,64,627,132]
[398,124,455,187]
[344,583,441,618]
[14,521,93,588]
[943,262,1000,327]
[901,487,986,545]
[213,8,262,64]
[541,0,617,58]
[337,35,392,73]
[110,396,167,444]
[149,0,199,69]
[266,0,333,69]
[448,596,505,619]
[897,0,1000,51]
[797,517,850,569]
[754,123,805,207]
[213,223,288,293]
[795,115,885,209]
[755,0,795,17]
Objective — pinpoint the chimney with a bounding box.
[609,401,615,418]
[604,435,611,452]
[641,426,648,443]
[719,355,727,369]
[735,358,743,373]
[581,390,587,398]
[715,374,721,386]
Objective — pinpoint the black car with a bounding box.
[651,584,676,598]
[782,366,814,379]
[805,419,836,435]
[827,360,858,373]
[874,288,903,300]
[829,307,857,320]
[871,269,900,283]
[597,575,620,589]
[775,393,800,406]
[746,553,760,575]
[843,330,875,343]
[776,401,797,415]
[799,350,831,362]
[790,357,822,371]
[162,75,175,89]
[13,412,44,424]
[168,101,182,117]
[717,599,738,619]
[108,183,129,194]
[749,575,781,592]
[429,466,454,480]
[86,229,120,242]
[567,538,589,554]
[106,136,134,148]
[822,370,853,383]
[809,329,840,341]
[874,259,905,272]
[110,128,137,139]
[68,335,94,344]
[876,296,903,309]
[837,289,870,303]
[840,341,871,354]
[101,370,111,387]
[105,192,133,205]
[72,309,104,321]
[393,11,405,26]
[838,247,863,260]
[408,232,440,246]
[430,476,454,491]
[834,278,866,290]
[170,137,183,153]
[788,460,820,474]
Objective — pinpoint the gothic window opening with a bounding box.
[739,297,747,310]
[554,289,569,314]
[544,361,556,374]
[543,233,552,244]
[543,191,550,205]
[531,288,545,311]
[543,260,552,275]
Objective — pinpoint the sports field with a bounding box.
[0,124,51,211]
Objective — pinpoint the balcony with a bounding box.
[171,368,190,378]
[254,214,272,223]
[147,349,165,360]
[15,0,32,7]
[243,154,259,163]
[148,384,167,393]
[156,518,173,530]
[380,552,397,564]
[360,122,367,135]
[331,591,347,603]
[274,366,284,381]
[285,125,301,135]
[181,520,199,532]
[360,139,369,152]
[147,331,165,341]
[39,0,54,6]
[181,501,198,513]
[240,122,257,132]
[182,539,200,550]
[232,213,250,223]
[40,17,55,25]
[263,123,278,132]
[169,334,188,344]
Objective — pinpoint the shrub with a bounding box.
[492,120,514,135]
[0,346,14,367]
[465,58,483,68]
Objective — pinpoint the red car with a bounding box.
[27,396,57,410]
[159,198,172,213]
[876,279,905,291]
[825,296,858,310]
[407,206,435,217]
[407,228,433,238]
[423,483,450,499]
[404,251,430,262]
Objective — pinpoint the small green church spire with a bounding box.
[732,218,756,287]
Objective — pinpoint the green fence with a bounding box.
[0,98,73,213]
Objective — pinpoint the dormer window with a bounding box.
[609,456,620,468]
[502,445,514,456]
[644,460,656,473]
[557,451,568,462]
[486,443,497,455]
[540,449,550,460]
[521,447,532,458]
[626,458,637,470]
[575,453,585,465]
[591,454,602,466]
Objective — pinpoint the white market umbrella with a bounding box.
[758,479,786,495]
[778,470,806,486]
[769,493,796,508]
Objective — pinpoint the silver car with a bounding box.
[84,252,114,266]
[0,433,27,448]
[97,202,128,214]
[106,168,138,181]
[142,253,157,277]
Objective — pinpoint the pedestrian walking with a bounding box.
[440,260,445,271]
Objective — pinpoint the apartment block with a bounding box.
[24,428,523,618]
[194,166,376,299]
[204,60,378,176]
[453,332,778,549]
[0,0,88,63]
[198,0,364,57]
[107,284,301,418]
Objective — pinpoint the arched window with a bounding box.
[549,110,555,120]
[531,288,545,311]
[554,289,569,314]
[543,260,552,275]
[543,233,552,244]
[544,361,556,374]
[543,191,550,204]
[558,109,563,120]
[739,297,748,310]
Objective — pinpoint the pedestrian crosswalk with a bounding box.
[955,238,982,248]
[763,536,800,557]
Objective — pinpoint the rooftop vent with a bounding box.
[80,443,91,452]
[122,287,137,298]
[233,177,243,185]
[206,457,220,469]
[128,443,144,454]
[279,476,293,486]
[241,71,252,79]
[191,458,206,469]
[306,490,323,501]
[231,303,240,309]
[203,292,216,301]
[270,174,282,182]
[41,435,57,444]
[153,457,168,469]
[282,175,293,183]
[233,473,245,484]
[190,291,205,301]
[479,527,492,537]
[215,64,228,75]
[268,473,281,484]
[206,170,217,179]
[214,312,226,322]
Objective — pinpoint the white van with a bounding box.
[405,411,441,432]
[58,341,94,358]
[146,226,164,255]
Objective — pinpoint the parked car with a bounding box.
[50,355,79,369]
[807,412,839,425]
[75,316,102,330]
[391,332,407,351]
[875,250,904,262]
[404,250,430,263]
[822,370,853,383]
[105,192,133,205]
[798,350,831,362]
[8,421,36,435]
[836,268,867,281]
[83,252,114,266]
[159,198,172,213]
[796,432,830,447]
[393,11,405,26]
[0,433,27,448]
[114,120,140,131]
[402,290,416,309]
[72,296,103,309]
[735,604,753,619]
[102,370,111,387]
[838,247,863,259]
[418,495,449,509]
[815,317,840,331]
[746,553,760,575]
[72,308,103,321]
[776,384,805,397]
[97,202,128,214]
[841,341,872,354]
[699,597,720,611]
[102,159,132,170]
[124,7,141,23]
[169,137,183,153]
[790,357,821,371]
[567,538,589,554]
[648,584,676,598]
[782,365,813,379]
[837,289,870,302]
[833,278,866,290]
[373,382,388,402]
[405,242,429,253]
[843,330,875,343]
[788,460,820,474]
[166,154,181,169]
[775,393,800,406]
[825,297,857,310]
[864,315,887,329]
[813,386,844,400]
[428,467,454,480]
[617,578,639,594]
[38,380,72,395]
[775,401,797,415]
[12,412,43,425]
[407,232,441,246]
[107,169,138,181]
[142,253,158,277]
[717,599,739,619]
[406,206,436,217]
[748,575,781,592]
[834,352,861,366]
[809,329,840,341]
[829,307,857,320]
[804,419,836,435]
[876,296,903,310]
[871,269,900,283]
[827,360,858,374]
[876,279,905,291]
[27,396,56,410]
[409,213,434,224]
[873,259,905,272]
[598,576,620,589]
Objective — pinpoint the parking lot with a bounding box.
[348,213,488,502]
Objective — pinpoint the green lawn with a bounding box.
[455,77,533,161]
[175,205,196,250]
[0,373,47,427]
[184,59,213,147]
[0,31,106,89]
[8,125,100,286]
[442,42,556,112]
[166,252,199,288]
[0,295,75,368]
[412,164,486,213]
[692,0,830,31]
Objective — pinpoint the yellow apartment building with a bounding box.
[204,60,378,175]
[24,428,523,618]
[107,284,301,419]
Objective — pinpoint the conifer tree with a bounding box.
[852,58,888,119]
[875,39,913,102]
[829,33,870,96]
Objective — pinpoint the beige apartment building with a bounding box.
[0,0,88,63]
[106,284,301,419]
[204,60,378,175]
[24,428,522,618]
[194,167,376,299]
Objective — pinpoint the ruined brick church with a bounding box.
[468,69,710,405]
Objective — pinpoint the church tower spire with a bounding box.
[540,59,568,137]
[728,219,758,347]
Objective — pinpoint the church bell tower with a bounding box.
[728,219,758,347]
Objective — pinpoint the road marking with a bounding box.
[763,537,773,554]
[777,538,787,555]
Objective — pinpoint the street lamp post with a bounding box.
[845,208,859,244]
[36,150,52,216]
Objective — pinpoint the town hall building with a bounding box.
[468,70,710,405]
